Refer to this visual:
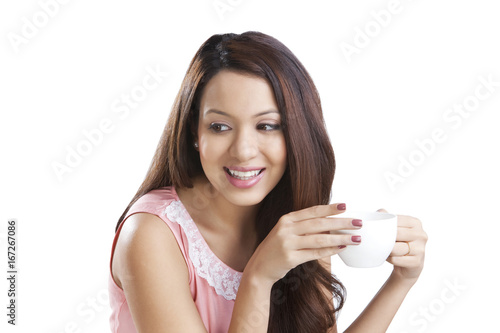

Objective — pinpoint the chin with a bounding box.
[221,188,268,207]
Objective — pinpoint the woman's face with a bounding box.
[196,70,287,207]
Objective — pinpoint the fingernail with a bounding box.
[337,203,346,210]
[352,219,363,227]
[338,245,346,249]
[351,235,361,243]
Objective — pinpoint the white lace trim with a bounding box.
[164,200,242,301]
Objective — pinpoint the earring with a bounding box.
[194,142,199,148]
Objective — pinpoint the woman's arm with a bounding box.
[344,211,428,332]
[113,213,209,332]
[228,270,274,332]
[343,271,415,332]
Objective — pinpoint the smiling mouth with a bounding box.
[224,167,265,180]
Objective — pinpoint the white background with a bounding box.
[1,0,499,332]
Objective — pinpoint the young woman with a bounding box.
[108,31,428,333]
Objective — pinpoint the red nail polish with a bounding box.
[338,245,346,249]
[337,203,346,210]
[352,219,363,227]
[351,235,361,243]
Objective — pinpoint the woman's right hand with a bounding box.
[244,203,362,285]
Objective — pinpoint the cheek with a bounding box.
[270,137,287,169]
[198,136,224,165]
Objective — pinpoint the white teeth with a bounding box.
[227,169,262,180]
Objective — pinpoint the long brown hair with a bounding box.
[116,31,345,332]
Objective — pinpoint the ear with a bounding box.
[191,132,199,152]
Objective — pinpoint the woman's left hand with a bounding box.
[379,209,428,285]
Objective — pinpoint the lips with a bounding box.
[223,167,266,188]
[224,167,265,180]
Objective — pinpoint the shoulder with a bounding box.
[112,212,208,332]
[120,186,180,228]
[132,186,178,211]
[112,212,188,289]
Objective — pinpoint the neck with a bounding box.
[212,196,260,239]
[178,175,260,242]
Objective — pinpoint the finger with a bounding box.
[386,254,419,268]
[297,246,349,263]
[294,233,360,250]
[396,227,415,242]
[397,215,421,228]
[288,203,347,222]
[390,241,412,256]
[293,217,362,235]
[377,210,419,229]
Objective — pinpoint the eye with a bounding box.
[258,123,281,131]
[208,123,230,133]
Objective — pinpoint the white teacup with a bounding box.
[335,211,397,268]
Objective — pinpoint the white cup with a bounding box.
[335,211,397,268]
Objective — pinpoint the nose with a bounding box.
[229,128,258,162]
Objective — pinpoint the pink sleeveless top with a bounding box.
[108,186,243,333]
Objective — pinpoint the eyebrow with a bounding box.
[204,109,280,118]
